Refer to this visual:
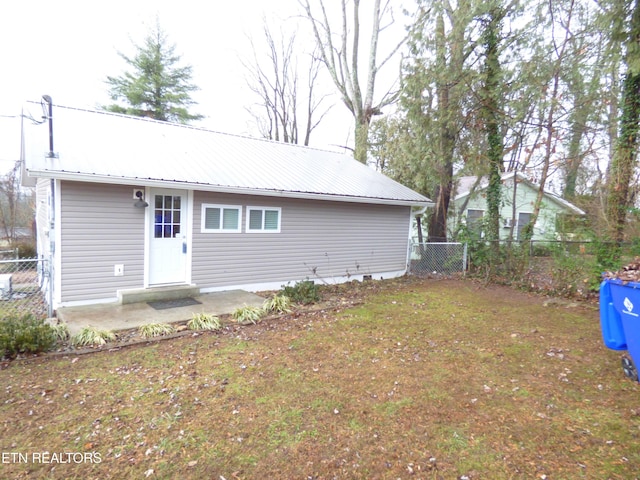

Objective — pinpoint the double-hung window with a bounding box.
[466,209,484,236]
[201,204,242,233]
[246,207,281,233]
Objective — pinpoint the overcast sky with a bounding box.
[0,0,410,175]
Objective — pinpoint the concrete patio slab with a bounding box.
[57,290,265,336]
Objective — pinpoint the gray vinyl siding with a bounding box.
[59,181,145,302]
[192,192,410,288]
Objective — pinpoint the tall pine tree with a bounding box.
[104,22,203,124]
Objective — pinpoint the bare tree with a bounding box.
[243,20,331,145]
[299,0,407,163]
[0,161,33,245]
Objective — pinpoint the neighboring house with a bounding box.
[22,104,431,309]
[451,172,585,241]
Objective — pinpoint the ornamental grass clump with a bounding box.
[187,313,222,331]
[138,323,176,339]
[232,305,265,325]
[71,327,116,347]
[263,294,292,314]
[49,322,70,342]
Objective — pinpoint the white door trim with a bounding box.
[144,187,193,287]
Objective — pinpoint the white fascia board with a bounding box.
[25,169,433,208]
[545,194,585,215]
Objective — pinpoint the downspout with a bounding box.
[411,205,428,242]
[411,205,428,265]
[412,205,428,233]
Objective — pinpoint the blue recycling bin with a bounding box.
[600,278,640,381]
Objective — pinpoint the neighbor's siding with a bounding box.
[499,180,560,240]
[192,192,411,288]
[452,180,564,241]
[59,181,145,302]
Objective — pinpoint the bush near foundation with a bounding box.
[0,314,57,359]
[280,280,320,305]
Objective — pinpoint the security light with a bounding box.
[134,190,148,208]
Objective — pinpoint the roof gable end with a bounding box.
[454,172,584,215]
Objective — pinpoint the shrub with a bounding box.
[187,313,222,331]
[0,314,57,359]
[592,239,621,273]
[281,280,320,305]
[13,242,37,259]
[232,305,265,325]
[548,249,594,296]
[263,294,292,314]
[138,323,176,339]
[71,327,116,347]
[547,239,624,294]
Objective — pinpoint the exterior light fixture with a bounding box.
[134,190,148,208]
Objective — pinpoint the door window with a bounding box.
[154,195,182,238]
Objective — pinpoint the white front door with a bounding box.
[148,188,188,285]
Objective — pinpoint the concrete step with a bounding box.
[118,285,200,305]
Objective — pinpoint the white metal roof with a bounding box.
[454,172,585,215]
[23,105,431,207]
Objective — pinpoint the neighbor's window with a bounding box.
[201,204,242,233]
[246,207,281,233]
[517,212,532,241]
[466,209,484,235]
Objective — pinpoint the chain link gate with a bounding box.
[408,242,467,276]
[0,257,52,319]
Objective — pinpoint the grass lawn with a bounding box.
[1,277,638,479]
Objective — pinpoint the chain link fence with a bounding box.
[408,242,467,276]
[0,258,52,319]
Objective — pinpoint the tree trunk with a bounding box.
[354,117,370,164]
[563,104,588,199]
[607,71,640,243]
[426,11,457,242]
[606,0,640,244]
[482,9,503,259]
[564,70,591,200]
[427,181,453,242]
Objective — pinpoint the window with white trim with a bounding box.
[201,204,242,233]
[246,207,281,233]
